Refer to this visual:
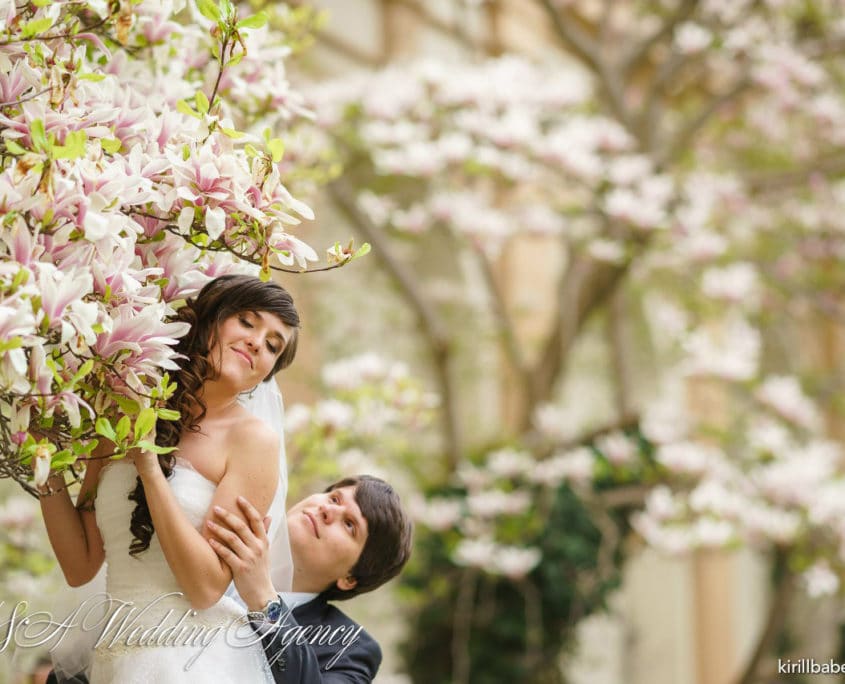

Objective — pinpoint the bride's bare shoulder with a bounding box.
[227,411,280,460]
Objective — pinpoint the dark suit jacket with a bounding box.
[255,596,382,684]
[47,596,381,684]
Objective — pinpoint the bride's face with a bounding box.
[209,310,293,390]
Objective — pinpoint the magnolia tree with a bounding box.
[281,0,845,681]
[0,1,366,494]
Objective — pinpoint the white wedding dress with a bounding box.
[84,459,274,683]
[50,382,290,682]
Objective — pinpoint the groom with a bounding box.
[208,474,413,683]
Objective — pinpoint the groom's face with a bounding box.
[287,486,369,593]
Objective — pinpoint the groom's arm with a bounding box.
[207,499,380,683]
[250,605,381,684]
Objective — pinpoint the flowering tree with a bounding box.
[0,1,365,494]
[290,0,845,681]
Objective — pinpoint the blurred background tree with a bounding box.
[269,1,845,682]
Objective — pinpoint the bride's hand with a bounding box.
[132,447,161,478]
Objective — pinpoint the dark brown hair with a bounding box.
[319,475,413,601]
[128,274,300,556]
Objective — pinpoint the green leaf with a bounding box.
[30,119,48,153]
[353,242,372,259]
[115,415,131,442]
[116,397,141,415]
[236,11,268,29]
[195,90,210,115]
[218,0,235,20]
[137,441,177,455]
[267,138,284,163]
[73,439,97,456]
[220,127,244,139]
[53,130,87,160]
[70,359,94,386]
[78,73,107,82]
[0,337,23,353]
[134,407,157,442]
[226,53,244,67]
[5,140,26,155]
[196,0,221,21]
[95,418,116,442]
[244,143,259,157]
[50,450,77,469]
[101,138,122,153]
[21,17,54,39]
[176,99,200,119]
[156,408,181,421]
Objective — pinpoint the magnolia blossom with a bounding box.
[466,489,532,518]
[410,496,463,532]
[0,1,335,486]
[453,537,499,569]
[595,432,637,466]
[700,263,760,306]
[657,442,724,477]
[802,562,840,598]
[682,315,761,381]
[312,399,355,432]
[756,376,822,430]
[486,448,535,478]
[675,22,713,53]
[493,546,543,579]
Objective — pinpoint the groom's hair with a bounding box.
[319,475,413,601]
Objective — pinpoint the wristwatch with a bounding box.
[247,594,284,623]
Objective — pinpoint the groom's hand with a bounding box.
[207,496,277,612]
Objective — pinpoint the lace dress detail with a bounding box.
[86,461,273,683]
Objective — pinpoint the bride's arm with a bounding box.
[39,442,107,586]
[136,419,279,610]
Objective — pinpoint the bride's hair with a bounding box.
[128,274,300,556]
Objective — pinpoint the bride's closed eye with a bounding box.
[239,315,280,354]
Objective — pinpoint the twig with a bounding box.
[535,0,635,134]
[0,86,50,109]
[661,76,752,164]
[328,180,462,468]
[530,253,628,421]
[622,0,700,76]
[451,568,478,684]
[520,577,544,674]
[474,248,529,378]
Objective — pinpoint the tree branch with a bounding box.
[328,181,462,469]
[746,152,845,194]
[392,0,498,56]
[535,0,636,136]
[529,252,628,423]
[661,76,752,164]
[474,248,530,391]
[622,0,700,77]
[607,287,634,417]
[314,30,382,67]
[452,568,479,684]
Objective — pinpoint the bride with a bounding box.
[39,274,299,683]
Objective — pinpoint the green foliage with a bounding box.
[400,483,627,683]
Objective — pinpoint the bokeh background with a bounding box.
[4,1,845,683]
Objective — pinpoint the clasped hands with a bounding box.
[206,496,277,613]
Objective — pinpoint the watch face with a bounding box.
[266,600,283,623]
